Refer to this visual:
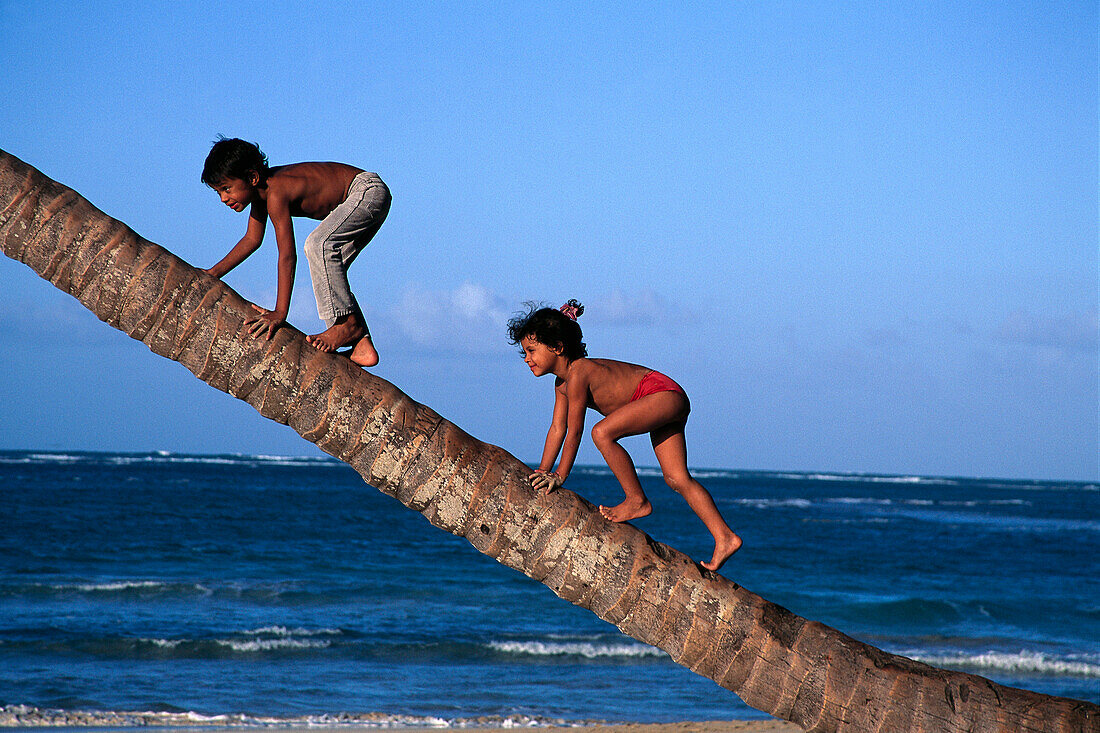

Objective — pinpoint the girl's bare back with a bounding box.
[574,358,654,416]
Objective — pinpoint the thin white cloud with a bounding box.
[584,288,695,328]
[377,284,698,356]
[0,294,119,347]
[389,282,511,353]
[995,309,1098,353]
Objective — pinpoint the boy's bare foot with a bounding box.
[701,532,743,572]
[599,498,652,523]
[347,337,379,368]
[307,314,365,353]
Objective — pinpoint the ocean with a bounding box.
[1,450,1097,726]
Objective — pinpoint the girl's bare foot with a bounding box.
[701,531,743,572]
[599,498,652,523]
[307,314,365,353]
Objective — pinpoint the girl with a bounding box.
[507,300,742,571]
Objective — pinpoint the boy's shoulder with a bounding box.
[266,161,307,178]
[262,163,324,195]
[267,161,361,192]
[272,161,357,175]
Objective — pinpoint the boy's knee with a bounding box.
[303,231,323,259]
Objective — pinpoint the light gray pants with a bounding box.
[303,171,390,327]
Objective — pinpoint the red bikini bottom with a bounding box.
[629,370,686,402]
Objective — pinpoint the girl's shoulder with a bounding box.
[587,357,646,373]
[567,357,601,376]
[558,359,595,387]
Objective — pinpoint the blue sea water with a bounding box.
[1,450,1097,725]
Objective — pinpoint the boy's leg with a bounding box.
[590,391,688,522]
[304,173,390,365]
[651,424,742,571]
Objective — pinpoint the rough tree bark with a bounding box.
[0,148,1095,733]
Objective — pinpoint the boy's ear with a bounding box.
[247,170,261,186]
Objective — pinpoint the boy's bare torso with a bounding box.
[264,162,364,219]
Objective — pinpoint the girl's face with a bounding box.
[520,335,563,377]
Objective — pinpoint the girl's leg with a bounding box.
[651,422,742,571]
[590,391,688,523]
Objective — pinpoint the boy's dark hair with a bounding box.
[507,300,587,360]
[201,136,270,186]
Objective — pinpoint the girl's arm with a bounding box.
[530,383,568,493]
[537,383,568,472]
[552,373,589,481]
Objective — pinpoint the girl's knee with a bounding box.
[662,471,693,495]
[591,420,617,449]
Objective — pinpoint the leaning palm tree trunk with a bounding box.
[0,148,1095,733]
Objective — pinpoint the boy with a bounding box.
[201,137,390,367]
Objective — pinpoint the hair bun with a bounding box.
[559,299,584,321]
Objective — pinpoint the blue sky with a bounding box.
[1,1,1095,480]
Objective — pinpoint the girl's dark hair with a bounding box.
[201,136,270,185]
[507,300,587,360]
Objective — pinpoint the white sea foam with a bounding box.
[732,498,812,509]
[217,637,331,652]
[0,705,589,728]
[910,650,1100,678]
[0,450,340,469]
[49,580,211,596]
[202,626,344,651]
[769,472,958,486]
[69,580,165,592]
[140,630,337,652]
[24,452,84,463]
[722,496,1042,513]
[489,639,664,659]
[938,499,1027,507]
[245,625,342,637]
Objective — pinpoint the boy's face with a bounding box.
[210,174,258,212]
[520,335,563,377]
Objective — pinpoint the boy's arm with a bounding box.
[245,188,297,339]
[206,203,266,278]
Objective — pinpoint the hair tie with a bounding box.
[559,299,584,321]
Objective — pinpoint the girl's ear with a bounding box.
[549,342,565,355]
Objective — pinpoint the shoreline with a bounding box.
[0,707,800,731]
[0,725,804,732]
